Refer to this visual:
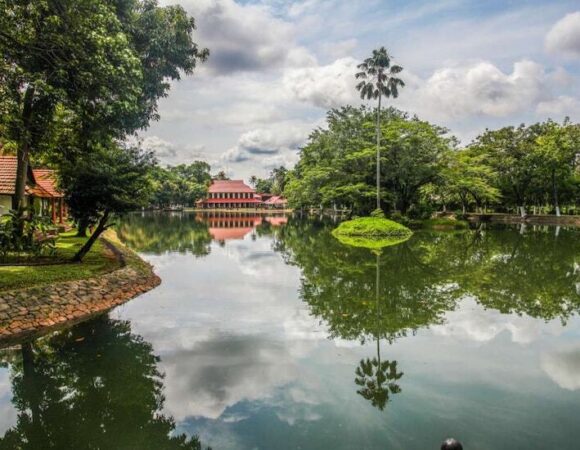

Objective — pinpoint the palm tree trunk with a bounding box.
[376,94,382,211]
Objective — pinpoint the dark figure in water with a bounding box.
[441,438,463,450]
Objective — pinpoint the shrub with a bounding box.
[370,208,386,218]
[0,208,57,260]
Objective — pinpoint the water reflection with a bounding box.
[118,212,289,254]
[276,220,580,335]
[274,219,580,414]
[0,317,207,450]
[117,213,212,256]
[2,214,577,449]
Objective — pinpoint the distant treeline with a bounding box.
[283,106,580,217]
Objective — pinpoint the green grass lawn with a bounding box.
[0,230,120,292]
[332,217,414,250]
[333,217,414,238]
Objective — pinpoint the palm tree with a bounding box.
[355,47,405,211]
[249,175,258,188]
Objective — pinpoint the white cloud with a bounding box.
[171,0,316,74]
[410,60,549,119]
[545,11,580,57]
[139,136,207,166]
[537,96,580,119]
[220,122,311,170]
[431,298,565,344]
[542,347,580,390]
[283,57,360,109]
[318,38,358,60]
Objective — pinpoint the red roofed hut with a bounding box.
[196,180,262,209]
[264,195,288,209]
[0,156,66,223]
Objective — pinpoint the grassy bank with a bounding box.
[333,217,413,237]
[0,230,121,292]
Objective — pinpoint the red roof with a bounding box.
[32,169,63,198]
[208,179,255,193]
[0,156,62,198]
[0,156,18,195]
[264,195,288,205]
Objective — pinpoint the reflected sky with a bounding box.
[1,214,579,449]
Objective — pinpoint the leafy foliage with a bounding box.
[149,162,211,208]
[0,208,56,261]
[60,144,155,261]
[0,317,208,449]
[284,106,452,214]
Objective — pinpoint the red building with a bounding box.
[0,156,66,224]
[196,180,262,209]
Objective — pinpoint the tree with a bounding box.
[0,0,142,210]
[271,166,289,194]
[283,106,452,215]
[60,144,154,262]
[0,0,208,211]
[533,120,577,216]
[437,149,501,213]
[249,175,258,187]
[214,170,229,180]
[355,47,405,211]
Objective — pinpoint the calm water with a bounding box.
[1,212,580,449]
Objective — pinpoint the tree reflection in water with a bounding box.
[0,317,209,450]
[274,218,580,410]
[117,212,213,256]
[117,211,290,256]
[354,250,405,411]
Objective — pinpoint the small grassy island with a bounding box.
[332,216,413,249]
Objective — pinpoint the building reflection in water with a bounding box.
[197,211,288,242]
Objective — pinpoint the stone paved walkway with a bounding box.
[0,259,160,346]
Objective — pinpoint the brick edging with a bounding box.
[0,242,160,347]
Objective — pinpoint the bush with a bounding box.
[370,208,386,218]
[0,208,57,260]
[407,203,434,220]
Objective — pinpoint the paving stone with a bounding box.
[0,246,160,345]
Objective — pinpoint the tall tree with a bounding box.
[0,0,208,211]
[355,47,405,211]
[0,0,142,210]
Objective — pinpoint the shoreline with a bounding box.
[466,213,580,226]
[0,234,160,347]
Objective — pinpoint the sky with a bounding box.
[141,0,580,180]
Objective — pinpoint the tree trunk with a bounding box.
[21,341,43,447]
[552,169,560,217]
[376,94,382,212]
[72,211,110,262]
[12,85,36,211]
[76,218,89,237]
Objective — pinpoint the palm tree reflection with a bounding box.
[354,250,404,411]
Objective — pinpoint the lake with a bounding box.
[1,212,579,449]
